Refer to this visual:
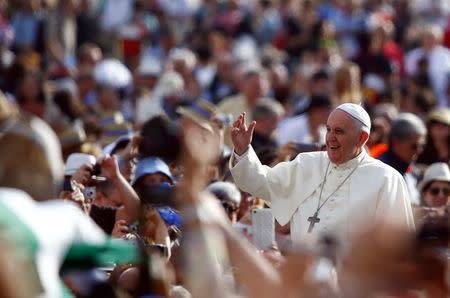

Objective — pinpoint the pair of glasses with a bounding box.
[428,187,450,196]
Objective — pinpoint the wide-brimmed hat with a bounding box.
[427,108,450,127]
[418,162,450,192]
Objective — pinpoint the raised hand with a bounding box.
[71,163,94,185]
[182,121,221,169]
[112,219,130,238]
[98,155,120,180]
[231,112,256,155]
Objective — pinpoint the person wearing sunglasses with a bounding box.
[419,162,450,208]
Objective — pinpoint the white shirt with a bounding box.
[405,45,450,107]
[230,147,415,250]
[276,114,327,146]
[101,0,133,32]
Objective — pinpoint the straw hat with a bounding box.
[418,162,450,192]
[427,108,450,126]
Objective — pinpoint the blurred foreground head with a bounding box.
[0,112,64,201]
[340,220,449,298]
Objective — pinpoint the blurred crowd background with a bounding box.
[1,0,450,297]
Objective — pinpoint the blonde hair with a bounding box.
[333,62,363,105]
[0,116,63,201]
[0,133,56,201]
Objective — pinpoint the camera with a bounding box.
[83,186,96,201]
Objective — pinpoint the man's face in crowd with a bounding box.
[243,73,268,103]
[326,109,365,165]
[393,133,425,163]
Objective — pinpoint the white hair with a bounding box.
[207,181,241,206]
[423,24,444,42]
[168,48,197,71]
[153,71,185,98]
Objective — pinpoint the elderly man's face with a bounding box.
[326,110,366,165]
[393,133,425,163]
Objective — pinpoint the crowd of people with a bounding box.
[1,0,450,297]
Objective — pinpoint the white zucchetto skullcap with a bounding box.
[336,103,371,131]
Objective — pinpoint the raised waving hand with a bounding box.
[231,112,256,155]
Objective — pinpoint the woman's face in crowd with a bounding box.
[20,74,40,100]
[423,181,450,208]
[429,122,450,141]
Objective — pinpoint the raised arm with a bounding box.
[179,121,283,298]
[99,156,140,224]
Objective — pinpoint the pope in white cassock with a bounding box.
[230,103,415,248]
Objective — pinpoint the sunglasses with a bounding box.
[428,187,450,196]
[410,142,425,151]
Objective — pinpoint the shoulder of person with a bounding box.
[363,155,404,179]
[217,95,242,109]
[279,114,307,129]
[292,150,326,163]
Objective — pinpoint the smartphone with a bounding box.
[252,208,275,250]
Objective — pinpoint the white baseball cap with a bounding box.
[64,153,96,176]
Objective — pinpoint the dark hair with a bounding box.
[388,114,426,147]
[53,89,83,121]
[413,90,436,114]
[256,146,278,165]
[417,120,450,165]
[15,71,46,105]
[139,115,181,162]
[306,94,332,112]
[310,70,330,83]
[110,138,130,155]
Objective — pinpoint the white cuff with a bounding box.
[233,148,250,162]
[230,147,250,168]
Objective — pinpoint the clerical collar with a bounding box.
[330,149,366,171]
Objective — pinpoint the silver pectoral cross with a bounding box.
[307,211,320,233]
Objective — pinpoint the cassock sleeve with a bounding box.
[374,169,415,232]
[230,146,312,225]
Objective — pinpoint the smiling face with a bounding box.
[423,181,450,208]
[326,109,368,165]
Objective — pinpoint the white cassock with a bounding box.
[230,146,415,249]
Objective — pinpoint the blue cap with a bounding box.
[132,157,173,185]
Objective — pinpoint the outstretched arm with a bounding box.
[99,156,140,224]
